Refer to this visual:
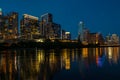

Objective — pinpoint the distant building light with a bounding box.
[35,39,44,42]
[79,21,83,24]
[65,32,70,34]
[96,41,98,44]
[23,14,39,20]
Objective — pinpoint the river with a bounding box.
[0,47,120,80]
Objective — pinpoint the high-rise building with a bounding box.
[40,13,61,39]
[42,22,61,39]
[40,13,53,36]
[20,14,39,39]
[111,34,119,44]
[0,9,4,39]
[65,32,71,40]
[7,12,18,39]
[88,33,97,44]
[98,33,104,45]
[83,28,90,43]
[52,23,61,39]
[61,29,66,39]
[105,34,119,45]
[78,21,85,42]
[0,12,19,39]
[41,13,53,23]
[0,8,2,16]
[88,33,104,45]
[106,34,111,42]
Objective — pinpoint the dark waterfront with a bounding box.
[0,47,120,80]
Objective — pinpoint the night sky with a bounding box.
[0,0,120,39]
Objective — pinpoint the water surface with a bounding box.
[0,47,120,80]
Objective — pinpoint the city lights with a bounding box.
[0,8,119,47]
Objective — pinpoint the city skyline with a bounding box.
[0,0,120,39]
[0,11,72,40]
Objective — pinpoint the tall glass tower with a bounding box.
[78,21,84,42]
[0,8,2,15]
[40,13,53,36]
[0,8,3,39]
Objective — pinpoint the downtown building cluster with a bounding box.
[0,8,119,45]
[78,21,119,45]
[105,34,119,45]
[20,13,71,40]
[0,9,71,41]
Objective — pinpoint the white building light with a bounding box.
[23,14,39,20]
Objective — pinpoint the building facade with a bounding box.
[40,13,53,36]
[0,9,4,39]
[0,12,18,39]
[20,14,39,39]
[65,32,71,40]
[61,29,66,39]
[105,34,119,45]
[7,12,18,39]
[40,13,61,39]
[88,33,104,45]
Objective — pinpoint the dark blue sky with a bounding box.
[0,0,120,39]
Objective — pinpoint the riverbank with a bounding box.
[0,40,119,50]
[0,41,99,49]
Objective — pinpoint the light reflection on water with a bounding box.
[0,47,120,80]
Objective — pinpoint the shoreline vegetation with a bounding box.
[0,39,120,50]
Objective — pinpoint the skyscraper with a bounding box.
[40,13,53,36]
[0,8,4,39]
[20,14,39,39]
[88,33,104,45]
[7,12,18,39]
[83,28,90,44]
[41,13,53,23]
[0,8,2,16]
[0,12,19,39]
[40,13,61,39]
[111,34,119,44]
[78,21,84,42]
[65,32,71,40]
[61,29,66,39]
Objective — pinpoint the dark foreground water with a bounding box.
[0,47,120,80]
